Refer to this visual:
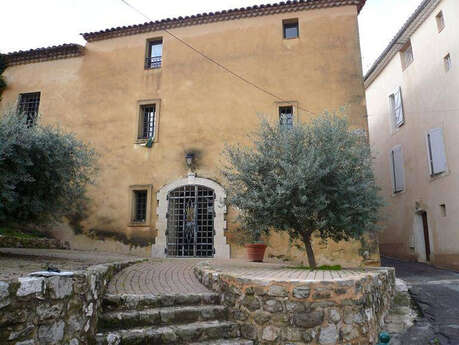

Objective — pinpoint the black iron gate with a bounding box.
[166,185,215,257]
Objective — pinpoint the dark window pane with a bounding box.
[18,92,40,125]
[146,39,163,69]
[279,106,293,129]
[139,104,155,139]
[283,21,298,39]
[133,190,148,222]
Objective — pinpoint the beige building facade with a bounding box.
[1,0,376,265]
[365,0,459,270]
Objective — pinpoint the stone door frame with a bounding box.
[151,173,230,259]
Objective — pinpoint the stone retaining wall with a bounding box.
[194,263,395,345]
[0,259,144,345]
[0,235,70,250]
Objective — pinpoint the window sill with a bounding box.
[128,222,150,227]
[402,62,413,71]
[135,139,156,145]
[429,170,450,182]
[392,189,406,197]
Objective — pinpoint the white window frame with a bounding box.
[401,41,414,69]
[426,128,448,176]
[444,54,452,72]
[389,87,405,128]
[436,11,445,32]
[390,145,405,194]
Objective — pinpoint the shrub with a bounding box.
[0,108,98,226]
[222,112,383,267]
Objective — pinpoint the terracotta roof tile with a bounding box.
[82,0,366,42]
[4,44,84,66]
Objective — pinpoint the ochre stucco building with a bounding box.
[365,0,459,270]
[1,0,375,266]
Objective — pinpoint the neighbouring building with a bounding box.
[0,0,375,265]
[365,0,459,270]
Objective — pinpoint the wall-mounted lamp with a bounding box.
[185,152,194,168]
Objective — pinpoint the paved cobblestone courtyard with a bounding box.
[107,259,211,295]
[107,259,382,295]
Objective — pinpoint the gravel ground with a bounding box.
[0,248,141,281]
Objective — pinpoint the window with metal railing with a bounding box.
[145,39,163,69]
[18,92,40,125]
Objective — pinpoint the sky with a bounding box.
[0,0,423,73]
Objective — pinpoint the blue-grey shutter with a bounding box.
[394,87,404,127]
[428,128,447,175]
[391,145,405,192]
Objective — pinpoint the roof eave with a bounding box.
[364,0,441,88]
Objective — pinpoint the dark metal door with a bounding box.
[421,211,431,262]
[166,185,215,257]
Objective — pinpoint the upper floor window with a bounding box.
[389,87,404,128]
[146,38,162,69]
[427,128,447,176]
[436,11,445,32]
[18,92,40,125]
[390,145,405,193]
[283,19,299,39]
[279,106,294,129]
[401,41,414,69]
[138,104,156,140]
[444,54,452,72]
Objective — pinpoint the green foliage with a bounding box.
[222,112,383,267]
[288,265,342,271]
[0,54,6,99]
[0,226,46,239]
[0,108,98,226]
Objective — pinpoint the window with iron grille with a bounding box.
[146,39,163,69]
[279,106,294,129]
[18,92,40,125]
[133,190,148,223]
[283,19,299,39]
[139,104,156,139]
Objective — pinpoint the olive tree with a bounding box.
[0,109,98,226]
[222,112,383,267]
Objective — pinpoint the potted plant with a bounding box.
[244,229,267,262]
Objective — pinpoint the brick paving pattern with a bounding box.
[207,260,374,282]
[107,259,211,295]
[107,259,377,295]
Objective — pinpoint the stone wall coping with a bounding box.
[28,271,75,277]
[196,261,395,284]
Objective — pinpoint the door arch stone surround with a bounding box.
[151,173,230,259]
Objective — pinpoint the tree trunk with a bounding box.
[302,233,317,268]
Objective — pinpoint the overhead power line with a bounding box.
[120,0,317,116]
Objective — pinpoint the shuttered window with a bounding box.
[389,87,404,127]
[391,145,405,193]
[427,128,447,175]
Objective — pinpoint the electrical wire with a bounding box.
[120,0,317,116]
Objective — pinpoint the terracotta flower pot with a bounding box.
[246,243,267,262]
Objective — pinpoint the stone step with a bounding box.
[188,339,253,345]
[95,320,240,345]
[98,305,228,331]
[103,292,221,312]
